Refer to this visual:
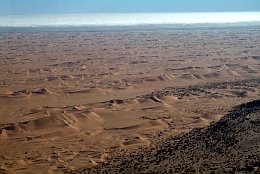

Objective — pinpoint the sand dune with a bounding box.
[1,78,259,173]
[0,28,260,173]
[79,100,260,174]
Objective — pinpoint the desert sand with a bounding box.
[0,28,260,174]
[76,99,260,174]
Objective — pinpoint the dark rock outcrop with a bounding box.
[69,100,260,174]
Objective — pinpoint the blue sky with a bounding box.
[0,0,260,15]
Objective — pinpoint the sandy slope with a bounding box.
[77,100,260,174]
[0,28,260,173]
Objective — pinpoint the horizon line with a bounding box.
[1,11,260,16]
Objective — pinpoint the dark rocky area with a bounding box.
[67,99,260,174]
[142,78,260,99]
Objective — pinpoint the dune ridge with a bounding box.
[70,100,260,174]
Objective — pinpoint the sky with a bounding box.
[0,0,260,15]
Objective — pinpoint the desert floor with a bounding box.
[0,28,260,174]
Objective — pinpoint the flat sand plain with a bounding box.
[0,28,260,173]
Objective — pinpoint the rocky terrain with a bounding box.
[72,99,260,174]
